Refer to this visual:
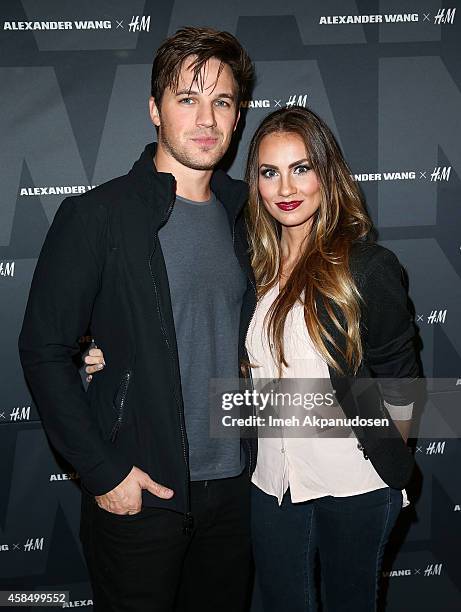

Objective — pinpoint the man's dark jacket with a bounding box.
[19,143,255,519]
[19,142,418,522]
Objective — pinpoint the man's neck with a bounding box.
[154,145,213,202]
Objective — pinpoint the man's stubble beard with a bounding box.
[158,123,227,171]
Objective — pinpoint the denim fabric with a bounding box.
[251,485,402,611]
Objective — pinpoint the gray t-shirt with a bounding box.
[158,193,247,480]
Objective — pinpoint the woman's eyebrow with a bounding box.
[259,158,310,170]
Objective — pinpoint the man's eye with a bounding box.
[179,98,194,104]
[215,99,230,107]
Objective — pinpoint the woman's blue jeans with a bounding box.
[251,485,402,611]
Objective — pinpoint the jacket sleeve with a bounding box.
[18,197,133,495]
[360,248,419,408]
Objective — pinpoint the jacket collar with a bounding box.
[128,142,248,227]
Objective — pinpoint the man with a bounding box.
[19,27,256,611]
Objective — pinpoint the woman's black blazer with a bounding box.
[321,240,419,489]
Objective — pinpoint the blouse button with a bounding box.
[357,443,369,460]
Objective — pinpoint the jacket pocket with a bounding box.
[109,369,132,442]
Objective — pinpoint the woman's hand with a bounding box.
[84,347,105,382]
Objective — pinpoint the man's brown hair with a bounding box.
[151,27,254,107]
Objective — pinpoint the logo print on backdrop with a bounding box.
[9,406,30,421]
[23,538,44,551]
[19,185,97,196]
[241,94,308,109]
[319,13,419,25]
[2,16,153,32]
[415,441,448,455]
[318,11,457,25]
[433,9,456,24]
[286,94,308,108]
[426,310,447,324]
[424,563,443,576]
[49,472,79,482]
[0,539,45,552]
[425,441,446,455]
[413,311,447,325]
[0,262,15,277]
[3,21,112,30]
[128,16,150,32]
[382,569,413,577]
[430,166,451,181]
[240,99,271,108]
[353,167,452,183]
[382,563,444,578]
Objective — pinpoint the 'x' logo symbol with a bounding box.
[0,412,5,419]
[416,446,423,453]
[416,314,424,322]
[414,568,421,575]
[423,13,431,22]
[273,100,282,108]
[13,543,20,550]
[116,20,124,28]
[420,171,426,179]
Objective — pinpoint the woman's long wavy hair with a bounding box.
[245,106,373,375]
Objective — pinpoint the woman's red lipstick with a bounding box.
[275,200,303,211]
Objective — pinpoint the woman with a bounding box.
[86,107,419,610]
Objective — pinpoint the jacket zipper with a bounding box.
[148,189,192,535]
[110,369,132,442]
[233,214,258,476]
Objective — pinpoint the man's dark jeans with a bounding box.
[80,470,252,611]
[251,484,402,611]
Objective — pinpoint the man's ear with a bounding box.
[149,97,161,127]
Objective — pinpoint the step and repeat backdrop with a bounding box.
[1,0,460,610]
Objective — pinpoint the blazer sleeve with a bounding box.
[360,247,419,407]
[18,197,133,495]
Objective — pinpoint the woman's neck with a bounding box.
[279,222,312,287]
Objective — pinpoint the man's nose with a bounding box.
[196,102,217,129]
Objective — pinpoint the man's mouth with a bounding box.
[191,137,219,147]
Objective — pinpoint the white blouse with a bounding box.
[246,283,410,506]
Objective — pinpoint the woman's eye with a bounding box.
[294,165,311,174]
[260,169,278,179]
